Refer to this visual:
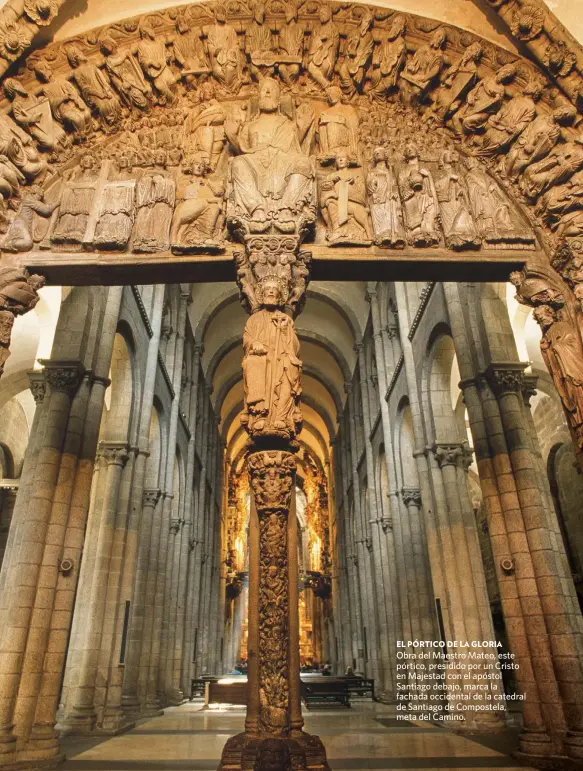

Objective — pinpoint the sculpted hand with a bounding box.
[251,342,268,355]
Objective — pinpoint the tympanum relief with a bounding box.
[0,0,565,264]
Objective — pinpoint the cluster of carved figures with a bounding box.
[11,0,583,261]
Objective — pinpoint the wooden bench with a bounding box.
[300,677,350,709]
[343,676,375,700]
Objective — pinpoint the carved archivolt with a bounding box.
[3,0,578,272]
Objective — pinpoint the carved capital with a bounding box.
[401,487,422,507]
[98,441,130,468]
[27,369,45,403]
[381,517,393,533]
[432,443,463,468]
[248,451,296,514]
[40,360,85,397]
[485,363,526,397]
[169,517,182,534]
[143,488,161,507]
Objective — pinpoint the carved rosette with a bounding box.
[248,450,296,736]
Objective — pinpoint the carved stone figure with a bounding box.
[135,22,176,105]
[0,267,45,375]
[320,153,372,246]
[52,153,99,245]
[289,250,311,316]
[100,37,151,111]
[0,155,24,200]
[534,304,583,451]
[477,79,542,157]
[0,267,45,315]
[4,78,64,151]
[505,105,576,180]
[64,42,121,132]
[203,4,241,90]
[400,28,447,107]
[2,185,57,252]
[510,267,565,309]
[451,64,516,137]
[398,143,440,247]
[170,153,224,252]
[536,170,583,230]
[366,145,405,248]
[0,113,46,181]
[132,150,175,251]
[306,4,339,91]
[31,56,91,138]
[93,161,135,249]
[185,81,226,171]
[254,739,291,771]
[173,12,209,88]
[464,156,533,247]
[521,134,583,202]
[226,78,314,235]
[245,2,274,81]
[276,3,304,88]
[367,14,407,103]
[429,41,483,123]
[241,278,302,441]
[434,150,480,250]
[338,10,374,98]
[317,86,359,166]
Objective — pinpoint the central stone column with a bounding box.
[218,76,329,771]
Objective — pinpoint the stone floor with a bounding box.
[59,701,536,770]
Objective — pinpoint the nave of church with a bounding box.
[1,277,583,770]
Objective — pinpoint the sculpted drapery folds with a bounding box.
[366,145,406,248]
[368,14,407,102]
[242,279,302,444]
[226,77,314,237]
[398,142,440,247]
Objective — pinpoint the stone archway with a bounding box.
[0,1,582,768]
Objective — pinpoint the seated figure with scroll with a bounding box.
[242,277,302,443]
[226,77,314,236]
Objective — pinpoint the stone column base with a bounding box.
[514,752,583,770]
[0,756,65,771]
[217,731,330,771]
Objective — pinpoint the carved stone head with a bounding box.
[372,145,388,165]
[552,105,577,126]
[325,85,342,106]
[3,78,27,99]
[259,278,285,309]
[254,738,291,771]
[430,28,447,49]
[388,14,406,39]
[533,304,557,331]
[64,43,86,68]
[31,57,53,83]
[100,36,117,56]
[258,78,280,114]
[495,63,516,84]
[319,4,333,24]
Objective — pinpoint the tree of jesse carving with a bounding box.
[248,450,296,735]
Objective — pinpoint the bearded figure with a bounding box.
[226,77,314,235]
[242,278,302,441]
